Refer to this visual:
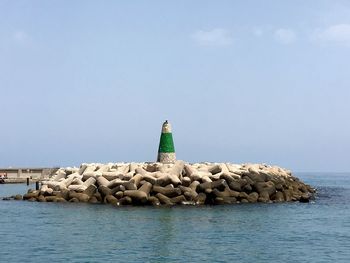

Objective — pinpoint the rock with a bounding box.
[171,195,186,204]
[258,191,270,203]
[298,184,309,193]
[105,195,119,205]
[208,165,221,175]
[142,174,157,185]
[98,186,112,198]
[46,182,65,191]
[215,196,236,205]
[197,179,227,192]
[224,196,237,204]
[68,191,90,202]
[242,176,254,185]
[247,192,259,203]
[115,191,124,199]
[124,190,148,204]
[40,184,54,195]
[138,182,152,195]
[123,181,137,190]
[20,161,315,206]
[54,189,69,200]
[182,177,191,187]
[212,188,240,198]
[204,188,212,194]
[45,196,59,202]
[228,181,242,192]
[189,181,200,192]
[130,174,143,187]
[247,171,266,182]
[37,195,46,202]
[254,181,276,196]
[214,197,225,205]
[152,185,181,197]
[110,185,125,195]
[107,179,125,189]
[194,193,207,205]
[155,193,174,205]
[191,171,212,182]
[226,164,242,174]
[135,167,148,176]
[89,196,99,204]
[52,170,67,181]
[54,197,67,202]
[170,160,185,178]
[96,176,110,187]
[83,164,97,175]
[23,191,39,200]
[210,179,228,190]
[179,186,198,200]
[70,177,84,186]
[69,197,80,202]
[307,185,316,193]
[239,192,249,200]
[220,173,235,184]
[243,184,253,192]
[122,173,133,181]
[94,192,102,202]
[83,184,97,197]
[274,191,284,202]
[14,194,22,200]
[196,181,211,192]
[83,177,97,187]
[98,172,120,181]
[283,190,292,202]
[78,164,88,175]
[184,164,195,177]
[96,164,112,173]
[145,163,158,172]
[300,193,310,203]
[275,183,284,191]
[75,193,90,202]
[148,196,160,206]
[119,196,132,205]
[157,174,181,186]
[292,191,302,201]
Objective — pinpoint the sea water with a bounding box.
[0,173,349,263]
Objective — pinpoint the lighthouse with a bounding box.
[157,120,176,163]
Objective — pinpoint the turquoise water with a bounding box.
[0,173,349,263]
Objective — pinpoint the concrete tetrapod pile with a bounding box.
[18,161,315,205]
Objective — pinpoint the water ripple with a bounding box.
[1,174,350,262]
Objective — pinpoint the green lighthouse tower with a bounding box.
[157,120,176,163]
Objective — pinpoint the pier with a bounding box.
[0,167,59,183]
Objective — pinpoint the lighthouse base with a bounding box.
[157,152,176,164]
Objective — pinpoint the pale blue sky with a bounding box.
[1,1,349,171]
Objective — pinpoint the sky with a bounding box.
[0,0,349,172]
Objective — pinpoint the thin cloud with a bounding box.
[274,28,296,44]
[192,28,233,47]
[13,31,28,42]
[253,28,263,37]
[314,24,350,46]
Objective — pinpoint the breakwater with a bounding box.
[13,161,315,205]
